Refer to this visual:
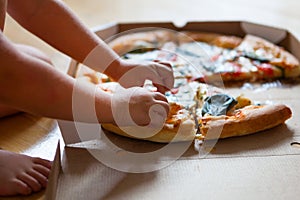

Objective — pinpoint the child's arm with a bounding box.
[0,32,168,126]
[6,0,174,92]
[0,31,109,123]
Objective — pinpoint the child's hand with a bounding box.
[109,60,174,94]
[111,86,169,128]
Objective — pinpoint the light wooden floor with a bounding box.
[1,0,300,199]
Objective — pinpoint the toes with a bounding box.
[0,179,32,196]
[33,164,51,178]
[28,168,49,188]
[12,179,32,196]
[17,173,42,192]
[32,157,52,169]
[32,157,52,168]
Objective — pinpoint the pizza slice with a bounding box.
[99,81,292,143]
[102,101,197,143]
[107,30,300,84]
[100,81,207,143]
[175,38,288,83]
[198,95,292,140]
[235,34,300,78]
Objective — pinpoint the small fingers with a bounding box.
[151,92,170,116]
[147,101,169,129]
[153,84,169,94]
[152,92,170,120]
[153,91,168,102]
[154,60,172,69]
[155,101,170,117]
[152,62,174,92]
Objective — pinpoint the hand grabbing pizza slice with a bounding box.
[99,81,292,143]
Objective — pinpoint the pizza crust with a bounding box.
[178,31,242,49]
[108,30,243,56]
[102,118,196,143]
[102,104,292,143]
[108,30,177,55]
[201,104,292,140]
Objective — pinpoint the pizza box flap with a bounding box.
[46,144,300,199]
[85,21,295,44]
[58,120,106,146]
[90,21,295,48]
[45,142,61,200]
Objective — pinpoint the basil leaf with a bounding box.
[242,51,270,63]
[202,94,238,116]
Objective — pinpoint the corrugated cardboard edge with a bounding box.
[45,141,61,200]
[241,21,287,43]
[57,120,82,145]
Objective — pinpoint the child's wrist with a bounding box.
[103,57,122,81]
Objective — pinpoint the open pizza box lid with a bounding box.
[46,21,300,200]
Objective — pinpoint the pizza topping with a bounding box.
[119,32,299,83]
[242,51,271,62]
[91,30,296,143]
[201,94,238,116]
[164,102,193,129]
[123,50,161,61]
[127,40,158,53]
[211,35,243,49]
[256,63,276,77]
[236,35,300,75]
[234,95,252,109]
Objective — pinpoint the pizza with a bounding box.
[108,30,300,83]
[76,29,296,143]
[98,81,292,143]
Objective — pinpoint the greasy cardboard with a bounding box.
[46,21,300,199]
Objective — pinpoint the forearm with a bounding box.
[7,0,122,78]
[0,33,114,123]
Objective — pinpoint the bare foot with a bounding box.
[0,150,52,196]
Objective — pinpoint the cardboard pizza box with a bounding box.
[45,21,300,200]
